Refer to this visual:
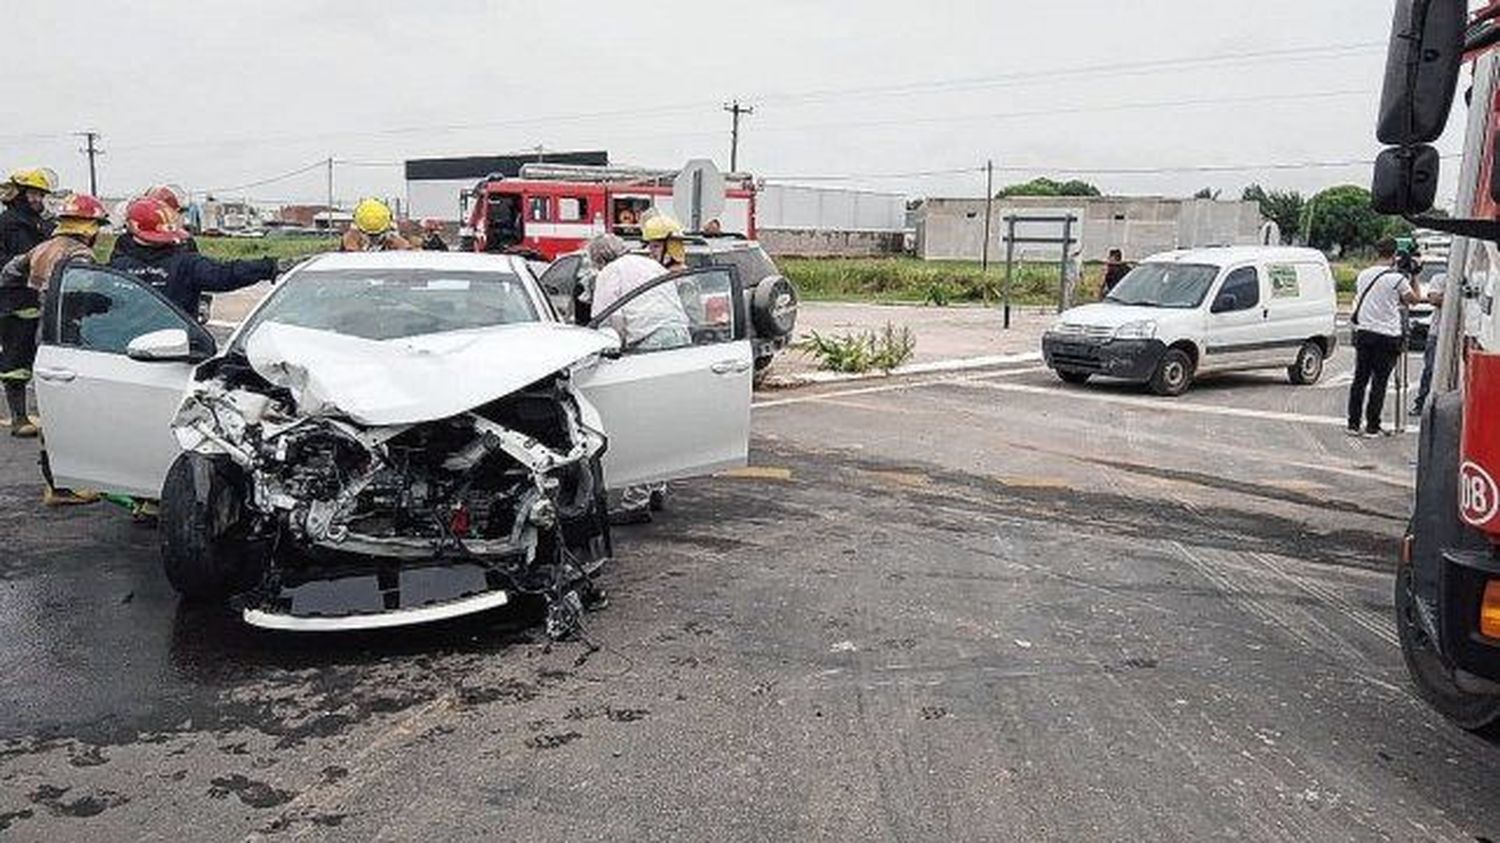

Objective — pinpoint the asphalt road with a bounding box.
[4,346,1499,841]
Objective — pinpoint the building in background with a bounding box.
[405,151,609,222]
[754,184,909,257]
[915,196,1266,263]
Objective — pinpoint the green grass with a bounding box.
[93,233,339,263]
[779,256,1101,307]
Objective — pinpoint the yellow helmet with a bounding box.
[9,167,59,193]
[353,198,394,235]
[641,214,684,243]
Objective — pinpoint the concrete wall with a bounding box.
[757,184,907,232]
[916,196,1266,263]
[758,228,905,258]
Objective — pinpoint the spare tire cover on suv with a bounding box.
[751,275,798,338]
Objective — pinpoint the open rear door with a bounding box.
[33,262,214,497]
[577,265,751,488]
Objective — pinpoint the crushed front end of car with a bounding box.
[163,325,615,638]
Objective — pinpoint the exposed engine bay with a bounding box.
[169,349,612,638]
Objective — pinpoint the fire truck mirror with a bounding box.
[1377,0,1466,146]
[1372,145,1440,216]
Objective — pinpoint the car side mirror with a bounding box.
[126,328,195,362]
[1377,0,1466,146]
[594,326,624,358]
[1211,293,1238,314]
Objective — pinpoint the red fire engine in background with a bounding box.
[461,164,757,260]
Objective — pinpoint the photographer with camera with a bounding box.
[1346,237,1423,437]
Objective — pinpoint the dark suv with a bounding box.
[538,236,798,380]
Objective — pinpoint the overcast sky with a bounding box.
[0,0,1471,210]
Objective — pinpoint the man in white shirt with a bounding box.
[1347,238,1423,436]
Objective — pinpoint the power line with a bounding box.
[89,40,1385,154]
[764,154,1463,183]
[201,159,328,195]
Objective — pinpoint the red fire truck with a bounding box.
[461,164,758,260]
[1376,0,1500,729]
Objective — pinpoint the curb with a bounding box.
[761,351,1043,389]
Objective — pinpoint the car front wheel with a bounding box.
[160,453,260,601]
[1056,369,1091,385]
[1148,348,1193,396]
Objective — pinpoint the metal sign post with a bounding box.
[673,159,725,232]
[1000,213,1080,329]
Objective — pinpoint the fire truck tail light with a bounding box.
[1482,581,1500,640]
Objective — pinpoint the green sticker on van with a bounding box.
[1269,264,1299,298]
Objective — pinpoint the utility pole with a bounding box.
[76,131,102,195]
[326,156,335,221]
[981,159,995,307]
[724,100,754,172]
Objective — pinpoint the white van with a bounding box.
[1041,246,1337,396]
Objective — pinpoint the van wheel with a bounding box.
[1056,369,1091,385]
[1148,349,1193,396]
[1288,341,1325,385]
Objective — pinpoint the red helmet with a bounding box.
[126,197,189,245]
[144,183,188,213]
[57,193,109,222]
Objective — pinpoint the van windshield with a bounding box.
[1105,263,1219,309]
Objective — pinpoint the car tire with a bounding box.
[1395,558,1500,731]
[1288,340,1325,385]
[750,275,799,339]
[160,453,257,602]
[1056,369,1091,385]
[1148,348,1193,396]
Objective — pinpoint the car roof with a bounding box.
[1143,246,1328,266]
[300,251,533,273]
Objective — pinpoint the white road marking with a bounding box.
[951,379,1415,430]
[752,367,1047,410]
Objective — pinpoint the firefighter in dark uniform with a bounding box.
[0,168,59,437]
[108,196,278,316]
[1,193,112,505]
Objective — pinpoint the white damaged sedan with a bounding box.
[32,251,756,635]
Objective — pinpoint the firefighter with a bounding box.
[111,184,196,263]
[419,218,449,251]
[0,168,59,438]
[109,196,278,316]
[641,213,688,270]
[341,198,413,252]
[0,193,111,505]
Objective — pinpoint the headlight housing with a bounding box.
[1113,320,1157,341]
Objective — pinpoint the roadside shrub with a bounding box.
[795,322,916,374]
[779,257,1102,306]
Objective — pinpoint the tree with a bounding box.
[1192,187,1221,200]
[997,177,1101,198]
[1242,184,1305,245]
[1302,185,1392,254]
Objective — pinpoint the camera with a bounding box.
[1395,237,1422,276]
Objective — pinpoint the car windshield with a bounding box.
[1105,263,1220,309]
[239,269,540,343]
